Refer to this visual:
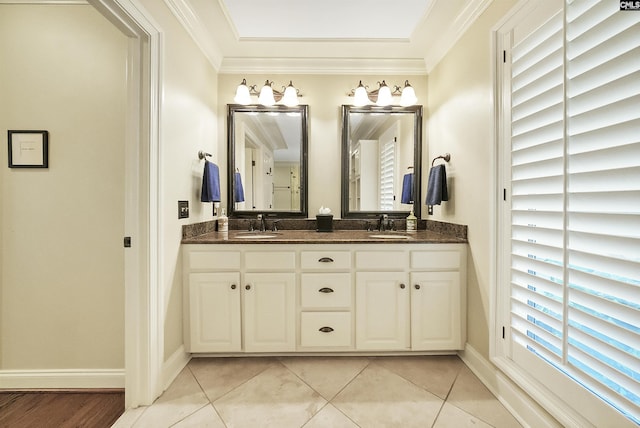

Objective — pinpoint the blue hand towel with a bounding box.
[234,172,245,202]
[426,164,448,205]
[401,173,414,204]
[201,160,221,202]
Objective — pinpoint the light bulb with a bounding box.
[258,80,276,106]
[234,79,251,105]
[376,81,392,106]
[281,81,299,107]
[400,80,417,106]
[353,81,370,106]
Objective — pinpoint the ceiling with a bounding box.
[168,0,493,74]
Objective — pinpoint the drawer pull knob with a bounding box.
[414,284,421,290]
[245,284,251,290]
[319,326,334,333]
[231,284,237,290]
[319,287,334,293]
[318,257,334,263]
[400,283,406,289]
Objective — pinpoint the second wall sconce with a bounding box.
[234,79,301,107]
[349,80,418,107]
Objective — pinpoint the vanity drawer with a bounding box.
[355,251,406,270]
[411,250,461,270]
[301,251,351,270]
[187,251,241,270]
[244,251,296,270]
[300,312,351,347]
[301,273,351,308]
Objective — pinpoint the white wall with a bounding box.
[136,0,219,362]
[0,4,127,369]
[217,74,428,217]
[428,0,517,359]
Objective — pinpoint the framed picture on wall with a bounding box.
[8,130,49,168]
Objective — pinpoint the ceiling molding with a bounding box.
[219,57,428,76]
[163,0,223,71]
[0,0,86,3]
[423,0,494,72]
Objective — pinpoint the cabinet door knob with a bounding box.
[245,284,251,290]
[319,326,334,333]
[414,284,421,290]
[318,257,334,263]
[231,284,237,290]
[318,287,334,293]
[400,283,406,289]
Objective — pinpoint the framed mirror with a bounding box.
[341,105,423,218]
[227,104,308,218]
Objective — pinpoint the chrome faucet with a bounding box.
[378,214,389,232]
[257,214,267,232]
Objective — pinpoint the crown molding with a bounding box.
[219,57,428,76]
[0,0,86,3]
[163,0,493,75]
[163,0,223,71]
[424,0,494,72]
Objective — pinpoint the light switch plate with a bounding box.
[178,200,189,219]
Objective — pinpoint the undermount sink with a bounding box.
[234,233,278,239]
[369,234,410,239]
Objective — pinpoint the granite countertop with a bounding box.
[182,219,467,245]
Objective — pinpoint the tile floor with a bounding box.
[113,356,522,428]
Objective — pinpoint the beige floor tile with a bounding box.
[172,404,226,427]
[188,356,277,402]
[280,356,370,400]
[111,406,146,428]
[213,364,327,428]
[447,365,522,428]
[133,367,209,428]
[374,355,464,399]
[332,363,444,428]
[433,402,493,428]
[302,404,360,428]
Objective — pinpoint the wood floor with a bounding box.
[0,390,124,428]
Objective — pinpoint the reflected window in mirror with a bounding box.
[341,105,423,219]
[227,104,308,218]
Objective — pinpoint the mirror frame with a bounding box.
[227,104,309,218]
[341,104,423,219]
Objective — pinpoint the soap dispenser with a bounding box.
[406,209,417,233]
[218,207,228,233]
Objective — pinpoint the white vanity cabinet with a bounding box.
[183,242,466,354]
[299,250,352,349]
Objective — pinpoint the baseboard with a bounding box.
[161,345,190,392]
[458,344,561,428]
[0,369,124,390]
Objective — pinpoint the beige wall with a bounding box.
[217,74,429,217]
[428,0,517,359]
[135,0,220,361]
[0,5,127,369]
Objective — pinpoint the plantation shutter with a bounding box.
[379,138,395,210]
[565,0,640,418]
[509,1,640,424]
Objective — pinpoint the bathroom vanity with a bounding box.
[182,228,467,355]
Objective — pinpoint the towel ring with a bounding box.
[431,153,451,167]
[198,150,212,160]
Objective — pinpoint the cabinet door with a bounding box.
[244,273,296,352]
[187,272,241,352]
[410,271,463,350]
[355,272,409,350]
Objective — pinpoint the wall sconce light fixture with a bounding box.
[234,79,301,107]
[349,80,418,107]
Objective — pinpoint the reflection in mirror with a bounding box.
[227,104,308,218]
[341,105,423,218]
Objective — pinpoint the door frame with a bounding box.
[89,0,162,408]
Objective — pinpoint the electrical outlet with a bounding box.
[178,200,189,219]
